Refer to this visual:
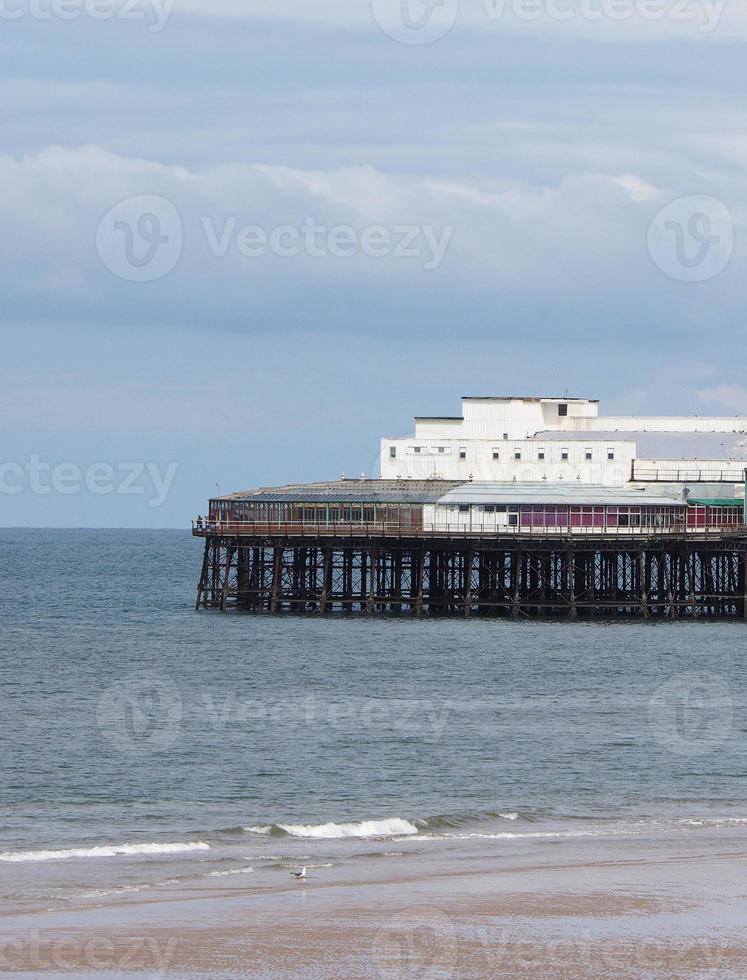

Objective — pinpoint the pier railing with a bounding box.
[632,466,747,482]
[192,520,747,540]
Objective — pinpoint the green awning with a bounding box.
[688,498,743,507]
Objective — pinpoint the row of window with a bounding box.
[454,505,671,515]
[492,449,615,462]
[394,447,616,462]
[688,506,743,526]
[446,504,742,528]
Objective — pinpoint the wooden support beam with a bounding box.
[567,549,577,620]
[414,548,425,618]
[366,548,379,614]
[463,547,474,617]
[511,550,523,620]
[639,550,650,619]
[220,546,235,612]
[270,547,283,614]
[319,547,332,614]
[195,540,210,611]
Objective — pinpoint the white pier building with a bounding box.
[380,396,747,487]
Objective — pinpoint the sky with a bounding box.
[2,0,747,527]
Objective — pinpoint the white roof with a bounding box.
[537,430,747,459]
[436,483,684,507]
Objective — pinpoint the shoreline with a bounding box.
[2,836,747,978]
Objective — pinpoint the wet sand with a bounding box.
[2,838,747,978]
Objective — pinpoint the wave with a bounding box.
[415,815,747,843]
[414,810,527,832]
[241,810,527,841]
[205,866,255,878]
[244,818,418,840]
[278,818,419,839]
[0,842,210,863]
[680,817,747,828]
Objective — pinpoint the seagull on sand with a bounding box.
[290,866,307,880]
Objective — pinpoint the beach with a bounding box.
[2,824,747,978]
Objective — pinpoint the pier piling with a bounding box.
[193,526,747,619]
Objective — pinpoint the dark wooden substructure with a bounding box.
[194,526,747,620]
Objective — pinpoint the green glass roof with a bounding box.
[688,498,743,507]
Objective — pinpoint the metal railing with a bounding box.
[633,467,746,483]
[192,520,747,540]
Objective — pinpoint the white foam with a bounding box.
[276,818,419,839]
[415,829,634,842]
[0,842,210,863]
[499,812,519,821]
[681,817,747,827]
[205,866,255,878]
[243,825,272,835]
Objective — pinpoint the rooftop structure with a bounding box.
[207,479,744,535]
[381,394,747,487]
[214,479,460,505]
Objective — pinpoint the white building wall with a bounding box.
[411,397,601,441]
[380,437,636,485]
[459,397,598,440]
[381,396,747,485]
[414,419,464,439]
[421,502,522,530]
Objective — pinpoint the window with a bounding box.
[508,513,519,527]
[458,504,470,514]
[561,449,569,461]
[459,448,467,460]
[585,449,593,461]
[484,505,496,513]
[514,451,522,460]
[538,451,545,461]
[558,404,568,417]
[414,447,421,454]
[438,447,445,454]
[492,450,500,460]
[503,433,509,441]
[389,446,396,459]
[607,450,615,461]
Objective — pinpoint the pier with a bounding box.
[192,394,747,616]
[193,519,747,619]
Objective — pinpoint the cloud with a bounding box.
[171,0,747,41]
[0,143,744,343]
[697,385,747,415]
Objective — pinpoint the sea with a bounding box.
[1,528,746,914]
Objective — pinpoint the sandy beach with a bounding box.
[3,832,747,979]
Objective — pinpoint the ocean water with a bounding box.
[1,529,746,911]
